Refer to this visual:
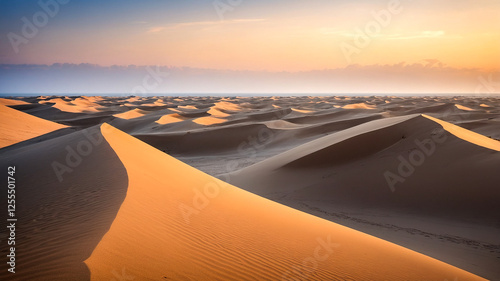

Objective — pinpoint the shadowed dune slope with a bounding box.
[0,104,67,148]
[0,126,128,280]
[84,123,484,281]
[227,114,500,218]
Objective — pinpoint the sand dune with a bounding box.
[423,114,500,151]
[2,95,499,280]
[155,113,188,124]
[455,104,475,111]
[0,97,30,106]
[113,108,149,119]
[0,104,67,148]
[0,125,128,280]
[193,116,227,125]
[291,108,314,113]
[229,114,500,214]
[125,96,141,103]
[264,120,306,130]
[207,106,230,117]
[178,105,198,110]
[214,101,242,111]
[83,123,484,280]
[342,102,376,109]
[40,97,101,113]
[228,113,500,279]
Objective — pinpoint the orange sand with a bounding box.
[84,123,485,281]
[0,104,67,148]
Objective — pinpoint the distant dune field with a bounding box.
[1,95,499,280]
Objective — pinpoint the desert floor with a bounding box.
[0,95,499,280]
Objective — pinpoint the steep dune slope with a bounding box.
[0,126,128,280]
[0,104,67,148]
[84,123,484,280]
[228,114,500,217]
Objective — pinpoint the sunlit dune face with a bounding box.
[155,113,187,125]
[342,103,375,109]
[193,116,227,125]
[455,104,475,111]
[0,104,67,148]
[423,114,500,151]
[0,98,29,106]
[113,109,148,119]
[81,123,487,280]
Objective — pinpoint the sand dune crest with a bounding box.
[423,114,500,151]
[0,104,67,148]
[84,123,485,281]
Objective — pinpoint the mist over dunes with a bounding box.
[0,63,497,95]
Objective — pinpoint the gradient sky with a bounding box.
[0,0,499,94]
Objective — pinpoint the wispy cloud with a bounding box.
[387,30,447,40]
[145,18,267,33]
[328,30,447,40]
[147,26,166,33]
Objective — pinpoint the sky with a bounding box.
[0,0,499,94]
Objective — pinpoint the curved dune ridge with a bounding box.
[83,123,484,280]
[0,97,30,106]
[423,114,500,151]
[193,116,227,125]
[291,108,314,113]
[228,113,500,220]
[141,99,167,107]
[113,108,149,119]
[455,104,475,111]
[342,103,375,109]
[214,101,242,111]
[264,120,306,130]
[178,105,198,110]
[40,97,101,113]
[155,113,188,125]
[207,106,230,117]
[0,104,67,148]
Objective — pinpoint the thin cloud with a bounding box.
[147,26,166,33]
[387,31,446,40]
[145,18,267,33]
